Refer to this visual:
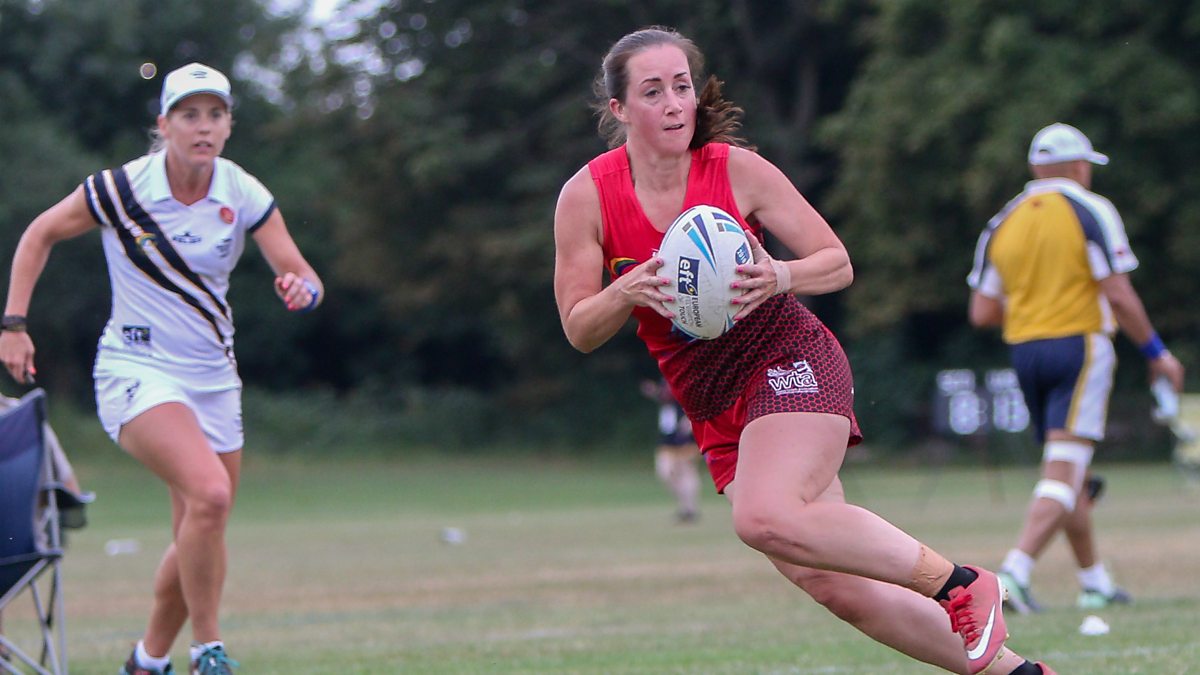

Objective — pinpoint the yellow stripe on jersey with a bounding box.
[987,192,1106,343]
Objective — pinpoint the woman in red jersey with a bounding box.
[552,27,1053,675]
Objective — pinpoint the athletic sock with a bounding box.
[1009,660,1042,674]
[1077,562,1116,595]
[1001,548,1035,587]
[135,640,171,670]
[190,640,224,663]
[934,564,979,601]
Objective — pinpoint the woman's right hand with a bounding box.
[615,256,674,319]
[0,330,36,384]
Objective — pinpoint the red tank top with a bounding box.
[589,143,830,420]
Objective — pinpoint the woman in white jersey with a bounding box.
[0,63,322,675]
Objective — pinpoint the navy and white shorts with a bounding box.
[1010,333,1115,443]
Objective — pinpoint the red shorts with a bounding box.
[692,337,862,493]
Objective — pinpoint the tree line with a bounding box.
[1,0,1195,454]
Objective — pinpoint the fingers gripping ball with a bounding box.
[657,205,750,340]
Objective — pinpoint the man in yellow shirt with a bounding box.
[967,123,1185,612]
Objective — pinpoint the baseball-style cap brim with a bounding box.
[166,88,232,109]
[1029,150,1109,166]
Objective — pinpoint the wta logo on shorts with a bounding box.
[767,360,819,395]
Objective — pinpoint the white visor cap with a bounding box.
[160,62,232,115]
[1028,123,1109,166]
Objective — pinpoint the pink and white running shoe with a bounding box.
[939,565,1009,674]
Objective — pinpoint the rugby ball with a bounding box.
[658,204,752,340]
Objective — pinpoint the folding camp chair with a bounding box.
[0,389,75,675]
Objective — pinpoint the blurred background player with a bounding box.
[640,378,701,523]
[967,122,1185,612]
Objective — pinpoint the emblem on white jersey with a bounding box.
[135,232,158,252]
[220,206,235,224]
[767,360,819,395]
[171,231,202,244]
[122,325,152,346]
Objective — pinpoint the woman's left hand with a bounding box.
[274,272,319,312]
[730,235,787,320]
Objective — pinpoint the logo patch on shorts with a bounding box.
[124,380,141,403]
[767,360,819,395]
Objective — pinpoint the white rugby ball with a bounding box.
[658,204,752,340]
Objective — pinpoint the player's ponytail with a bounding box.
[691,75,753,151]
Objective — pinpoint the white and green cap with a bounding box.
[160,62,232,115]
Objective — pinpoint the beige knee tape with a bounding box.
[908,544,954,597]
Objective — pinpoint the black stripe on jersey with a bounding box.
[248,200,277,234]
[91,169,230,351]
[83,173,108,226]
[111,168,230,319]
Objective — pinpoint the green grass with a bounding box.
[5,453,1199,674]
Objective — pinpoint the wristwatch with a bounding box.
[1,315,28,332]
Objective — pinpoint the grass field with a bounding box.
[4,452,1199,674]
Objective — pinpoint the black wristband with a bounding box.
[1,315,27,332]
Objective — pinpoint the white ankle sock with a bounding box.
[136,640,171,670]
[190,640,224,662]
[1077,563,1115,595]
[1001,549,1035,587]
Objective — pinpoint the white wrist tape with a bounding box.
[769,258,792,296]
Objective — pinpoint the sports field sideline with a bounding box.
[5,454,1198,673]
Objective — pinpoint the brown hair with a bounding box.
[592,26,751,150]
